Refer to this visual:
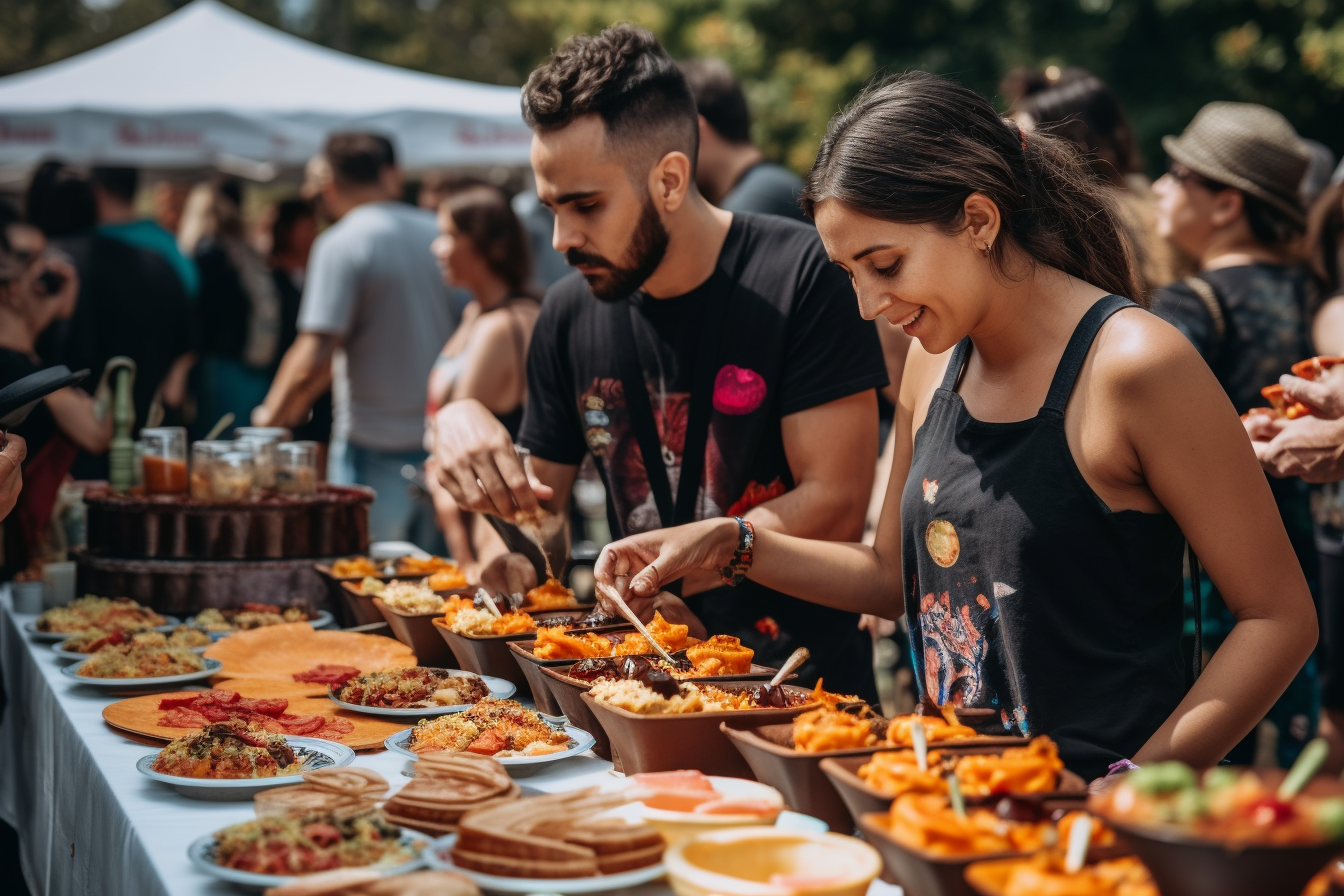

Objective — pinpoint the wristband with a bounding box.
[719,517,754,587]
[1106,758,1140,777]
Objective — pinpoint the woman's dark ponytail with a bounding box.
[803,72,1145,305]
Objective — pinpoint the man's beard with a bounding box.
[565,196,669,302]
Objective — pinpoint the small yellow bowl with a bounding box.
[665,827,882,896]
[631,776,785,846]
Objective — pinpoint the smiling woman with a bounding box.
[594,71,1320,783]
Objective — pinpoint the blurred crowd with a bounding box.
[4,40,1344,770]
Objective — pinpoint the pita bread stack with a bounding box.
[452,787,664,878]
[254,767,389,817]
[381,752,520,836]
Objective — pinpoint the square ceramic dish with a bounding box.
[431,610,606,691]
[1091,767,1344,896]
[373,598,460,668]
[539,664,616,762]
[720,721,888,834]
[856,811,1026,896]
[818,747,1085,830]
[314,563,422,626]
[580,686,819,779]
[509,641,780,718]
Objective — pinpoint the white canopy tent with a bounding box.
[0,0,533,176]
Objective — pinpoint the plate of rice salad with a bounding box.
[61,648,221,687]
[26,594,180,641]
[187,603,334,638]
[328,667,517,718]
[51,627,211,662]
[383,698,596,766]
[137,720,355,800]
[187,808,426,887]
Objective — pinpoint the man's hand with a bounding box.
[1253,414,1344,482]
[0,434,26,519]
[1243,411,1286,443]
[431,400,552,520]
[1279,373,1344,420]
[476,552,538,598]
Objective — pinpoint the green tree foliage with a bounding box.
[3,0,1341,177]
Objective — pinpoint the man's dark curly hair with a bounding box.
[521,24,698,172]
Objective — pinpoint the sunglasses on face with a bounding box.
[1168,163,1230,193]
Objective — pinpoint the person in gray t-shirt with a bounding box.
[679,58,807,223]
[253,133,457,542]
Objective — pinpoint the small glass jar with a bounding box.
[140,427,188,494]
[211,451,255,502]
[190,440,233,500]
[275,441,318,495]
[234,427,290,490]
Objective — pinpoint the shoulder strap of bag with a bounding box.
[1183,275,1227,365]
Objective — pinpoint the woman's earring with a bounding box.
[982,242,992,258]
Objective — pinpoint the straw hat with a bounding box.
[1162,101,1309,225]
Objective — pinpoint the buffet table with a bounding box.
[0,589,900,896]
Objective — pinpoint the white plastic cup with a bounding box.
[41,561,76,608]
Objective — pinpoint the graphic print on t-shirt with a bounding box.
[915,520,1031,737]
[578,370,780,535]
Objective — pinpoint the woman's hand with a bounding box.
[594,517,741,598]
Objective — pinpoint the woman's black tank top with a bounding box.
[901,295,1187,780]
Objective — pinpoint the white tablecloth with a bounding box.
[0,589,900,895]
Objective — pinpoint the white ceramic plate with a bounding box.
[328,672,517,718]
[188,609,335,640]
[187,833,426,889]
[51,642,209,662]
[425,833,665,893]
[136,736,355,800]
[383,724,596,766]
[60,656,223,688]
[25,615,183,642]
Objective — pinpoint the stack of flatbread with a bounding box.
[382,753,520,836]
[254,767,389,817]
[452,788,664,878]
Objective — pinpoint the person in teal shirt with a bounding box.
[91,167,199,300]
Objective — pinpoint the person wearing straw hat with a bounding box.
[1150,101,1319,768]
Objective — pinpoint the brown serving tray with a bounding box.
[373,598,459,668]
[720,721,888,834]
[508,638,777,717]
[856,811,1030,896]
[820,748,1085,830]
[432,609,601,692]
[580,686,818,779]
[1092,767,1344,896]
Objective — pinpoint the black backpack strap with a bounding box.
[1183,276,1227,366]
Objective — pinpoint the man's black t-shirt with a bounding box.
[519,212,889,699]
[40,233,192,480]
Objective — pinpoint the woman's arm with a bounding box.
[1106,317,1317,768]
[44,387,112,454]
[596,344,948,616]
[452,312,526,416]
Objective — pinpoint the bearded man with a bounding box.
[431,24,887,698]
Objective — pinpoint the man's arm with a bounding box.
[252,333,336,428]
[681,389,879,596]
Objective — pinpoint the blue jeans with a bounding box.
[343,444,442,549]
